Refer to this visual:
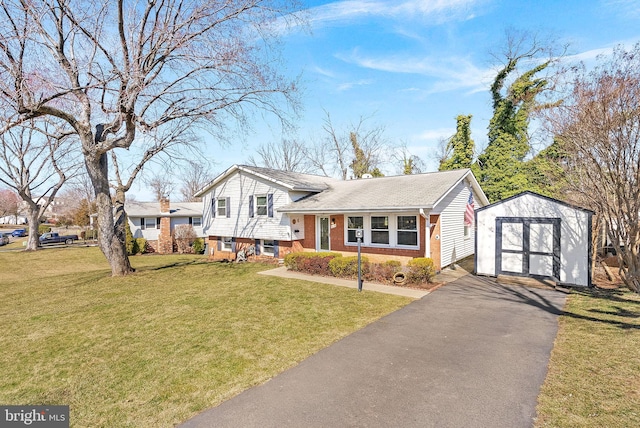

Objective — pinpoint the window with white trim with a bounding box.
[255,195,268,216]
[221,237,233,251]
[371,216,389,245]
[192,217,202,227]
[144,217,157,229]
[262,239,275,256]
[397,216,418,246]
[217,198,226,217]
[347,216,364,243]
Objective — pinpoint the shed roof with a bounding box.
[475,191,595,214]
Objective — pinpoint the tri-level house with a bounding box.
[194,165,489,270]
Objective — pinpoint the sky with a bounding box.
[132,0,640,200]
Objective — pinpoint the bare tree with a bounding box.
[314,111,389,179]
[247,138,312,173]
[545,43,640,293]
[110,120,198,247]
[146,173,175,202]
[180,160,214,202]
[0,122,79,249]
[392,143,425,175]
[0,0,301,275]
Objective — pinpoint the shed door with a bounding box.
[496,218,561,281]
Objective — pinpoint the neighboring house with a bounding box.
[0,214,28,224]
[195,165,489,269]
[126,199,204,253]
[475,191,593,287]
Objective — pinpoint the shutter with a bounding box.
[226,197,231,218]
[212,196,216,218]
[231,237,237,253]
[274,240,279,258]
[217,238,221,251]
[254,239,261,255]
[267,193,274,218]
[156,217,161,229]
[249,195,254,218]
[140,218,145,230]
[189,217,193,225]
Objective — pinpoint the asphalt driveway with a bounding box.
[180,275,566,428]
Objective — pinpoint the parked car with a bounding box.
[11,228,27,237]
[39,232,79,245]
[0,233,10,246]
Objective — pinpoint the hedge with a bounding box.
[406,257,436,283]
[284,252,436,286]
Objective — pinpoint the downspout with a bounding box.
[420,209,430,259]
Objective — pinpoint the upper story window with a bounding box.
[397,216,418,246]
[371,216,389,245]
[217,198,227,217]
[256,195,268,216]
[347,216,364,243]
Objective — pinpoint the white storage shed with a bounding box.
[475,191,593,287]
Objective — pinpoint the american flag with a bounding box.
[464,192,475,225]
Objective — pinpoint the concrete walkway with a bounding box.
[180,275,566,428]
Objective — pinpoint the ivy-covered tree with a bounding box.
[439,115,475,171]
[476,34,557,202]
[349,132,384,178]
[525,138,568,198]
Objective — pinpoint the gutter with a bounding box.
[420,208,430,259]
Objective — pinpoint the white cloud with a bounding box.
[337,78,375,91]
[336,49,495,94]
[415,128,454,142]
[308,0,482,27]
[602,0,640,18]
[310,65,338,78]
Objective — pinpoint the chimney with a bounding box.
[160,197,170,213]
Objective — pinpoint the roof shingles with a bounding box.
[280,169,470,213]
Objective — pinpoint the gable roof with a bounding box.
[125,201,202,217]
[194,164,338,197]
[280,169,488,213]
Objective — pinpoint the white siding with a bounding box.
[201,170,303,241]
[171,217,205,237]
[435,181,477,267]
[476,193,591,287]
[128,216,205,241]
[129,217,159,240]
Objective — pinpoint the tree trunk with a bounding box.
[85,150,134,276]
[25,206,40,251]
[113,187,128,258]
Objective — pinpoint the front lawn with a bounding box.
[536,287,640,427]
[0,247,412,427]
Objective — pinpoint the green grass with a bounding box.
[536,288,640,427]
[0,247,412,427]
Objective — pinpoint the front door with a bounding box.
[496,218,561,281]
[319,217,330,251]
